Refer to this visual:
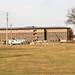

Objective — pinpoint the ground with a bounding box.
[0,43,75,75]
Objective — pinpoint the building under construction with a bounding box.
[0,27,73,44]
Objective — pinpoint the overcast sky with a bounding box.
[0,0,75,28]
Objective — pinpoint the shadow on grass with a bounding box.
[0,48,26,50]
[0,54,32,58]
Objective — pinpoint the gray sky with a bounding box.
[0,0,75,28]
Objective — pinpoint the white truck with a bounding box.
[9,39,26,45]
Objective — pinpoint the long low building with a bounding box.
[0,27,73,44]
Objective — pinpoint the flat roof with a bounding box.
[0,27,71,30]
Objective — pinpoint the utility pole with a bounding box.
[6,12,8,46]
[10,24,12,45]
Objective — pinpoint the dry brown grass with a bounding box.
[0,43,75,75]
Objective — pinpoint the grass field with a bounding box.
[0,43,75,75]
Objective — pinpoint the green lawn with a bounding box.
[0,43,75,75]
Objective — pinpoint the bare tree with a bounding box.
[66,7,75,25]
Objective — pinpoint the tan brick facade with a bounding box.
[0,27,73,43]
[47,29,67,42]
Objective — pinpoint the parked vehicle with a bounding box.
[9,39,26,45]
[60,40,67,43]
